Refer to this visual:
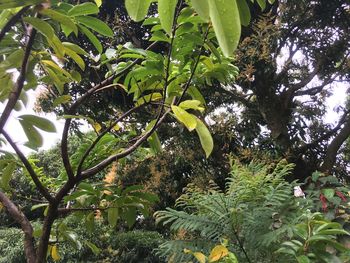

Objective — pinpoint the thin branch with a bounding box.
[80,109,170,180]
[0,191,36,263]
[75,103,147,177]
[0,27,36,131]
[0,6,30,43]
[2,130,54,202]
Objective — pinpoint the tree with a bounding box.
[0,0,267,262]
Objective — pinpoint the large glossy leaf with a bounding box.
[194,117,213,158]
[237,0,251,26]
[191,0,209,21]
[158,0,178,35]
[40,9,78,35]
[68,2,99,16]
[0,0,43,10]
[208,0,241,57]
[171,105,197,131]
[125,0,152,22]
[78,25,102,53]
[23,17,54,38]
[64,46,85,70]
[18,115,56,133]
[75,16,113,37]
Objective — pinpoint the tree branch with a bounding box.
[75,103,147,177]
[0,191,36,263]
[320,118,350,173]
[0,27,36,132]
[1,130,54,202]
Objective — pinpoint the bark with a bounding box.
[320,120,350,174]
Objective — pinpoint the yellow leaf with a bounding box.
[193,252,206,263]
[208,245,228,262]
[51,245,60,261]
[92,122,102,132]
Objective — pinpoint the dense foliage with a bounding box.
[1,0,350,262]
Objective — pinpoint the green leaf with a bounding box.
[108,207,119,227]
[256,0,266,10]
[62,42,88,56]
[53,95,72,107]
[125,0,152,22]
[179,100,204,112]
[148,131,162,154]
[237,0,251,26]
[40,9,78,35]
[85,212,95,233]
[68,2,99,17]
[19,119,43,149]
[191,0,209,21]
[297,255,311,263]
[158,0,178,35]
[322,189,335,200]
[0,0,43,10]
[18,115,56,133]
[171,105,197,131]
[318,229,350,236]
[31,203,49,211]
[78,24,103,54]
[75,16,113,37]
[85,241,100,255]
[123,207,137,228]
[194,117,213,158]
[1,162,16,190]
[42,60,72,79]
[208,0,241,57]
[94,0,102,7]
[23,17,54,38]
[64,46,85,70]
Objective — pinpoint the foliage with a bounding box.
[0,227,25,263]
[155,160,313,262]
[276,212,350,263]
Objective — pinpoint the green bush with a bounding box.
[0,227,25,263]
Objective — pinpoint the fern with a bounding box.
[155,160,311,262]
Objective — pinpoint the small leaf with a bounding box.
[158,0,178,35]
[193,252,206,263]
[179,100,204,112]
[194,117,213,158]
[85,241,100,255]
[256,0,266,10]
[209,245,229,262]
[75,16,113,37]
[51,245,60,261]
[322,189,335,200]
[125,0,152,22]
[53,95,72,107]
[296,255,311,263]
[171,105,197,131]
[1,162,16,190]
[108,207,119,227]
[191,0,209,21]
[68,2,99,17]
[208,0,241,57]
